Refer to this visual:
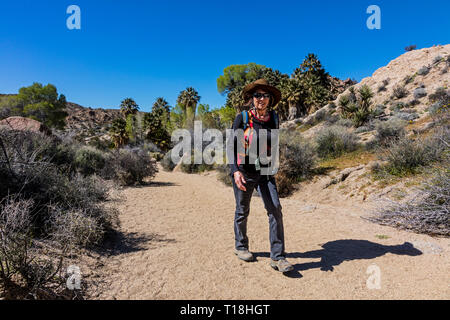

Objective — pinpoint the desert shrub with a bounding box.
[0,198,68,298]
[405,45,417,52]
[354,126,371,134]
[369,167,449,236]
[0,130,117,240]
[393,112,419,121]
[276,130,317,197]
[324,113,340,125]
[0,130,121,299]
[417,66,430,76]
[373,105,386,117]
[427,87,450,125]
[429,87,449,106]
[216,164,233,186]
[103,147,157,186]
[408,99,421,107]
[47,206,103,248]
[428,102,443,114]
[377,78,390,92]
[374,128,449,177]
[73,146,107,176]
[87,136,113,151]
[390,101,407,112]
[392,85,409,99]
[403,74,415,85]
[334,118,354,128]
[315,125,359,159]
[373,118,407,147]
[161,149,176,171]
[433,55,443,64]
[413,88,427,99]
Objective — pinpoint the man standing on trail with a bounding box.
[228,79,294,273]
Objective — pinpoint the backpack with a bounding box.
[237,110,279,166]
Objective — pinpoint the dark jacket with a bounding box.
[228,110,278,177]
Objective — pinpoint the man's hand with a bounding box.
[233,171,247,191]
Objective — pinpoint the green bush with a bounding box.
[315,125,359,159]
[374,128,449,177]
[104,147,158,185]
[276,130,317,197]
[392,85,409,99]
[417,66,430,76]
[74,146,107,176]
[0,129,117,241]
[373,118,407,147]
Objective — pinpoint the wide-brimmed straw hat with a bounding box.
[242,78,282,107]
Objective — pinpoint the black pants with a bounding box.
[232,171,286,260]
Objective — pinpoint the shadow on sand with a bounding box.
[97,230,176,256]
[254,239,423,278]
[135,181,179,188]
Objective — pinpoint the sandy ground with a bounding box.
[86,165,450,300]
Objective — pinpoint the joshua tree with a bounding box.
[339,85,374,127]
[292,53,331,114]
[225,84,246,112]
[280,78,305,120]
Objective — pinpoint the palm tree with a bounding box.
[176,87,200,129]
[152,97,171,122]
[109,118,128,148]
[120,98,139,118]
[153,97,170,113]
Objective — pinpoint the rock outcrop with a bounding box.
[0,116,52,135]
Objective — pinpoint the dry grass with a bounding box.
[317,148,377,171]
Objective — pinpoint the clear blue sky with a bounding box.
[0,0,449,112]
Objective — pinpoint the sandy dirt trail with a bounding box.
[89,165,449,300]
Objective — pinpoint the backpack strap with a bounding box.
[271,110,279,129]
[242,110,249,130]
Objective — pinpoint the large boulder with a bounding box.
[0,116,52,135]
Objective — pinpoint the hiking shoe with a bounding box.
[234,249,254,262]
[270,258,294,273]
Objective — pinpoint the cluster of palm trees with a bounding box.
[109,87,202,149]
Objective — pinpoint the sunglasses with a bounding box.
[253,92,271,99]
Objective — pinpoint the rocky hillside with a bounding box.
[63,102,122,141]
[281,44,449,209]
[284,44,449,135]
[65,102,121,130]
[335,44,449,117]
